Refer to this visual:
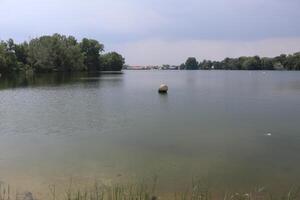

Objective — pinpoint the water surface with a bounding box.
[0,71,300,194]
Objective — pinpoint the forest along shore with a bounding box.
[0,34,125,75]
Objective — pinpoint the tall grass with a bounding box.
[1,179,300,200]
[0,184,10,200]
[58,177,158,200]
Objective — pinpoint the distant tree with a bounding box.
[212,61,222,70]
[179,63,186,70]
[241,56,261,70]
[274,54,287,67]
[0,34,124,75]
[162,64,170,70]
[80,38,104,71]
[7,39,15,51]
[14,42,29,65]
[199,60,213,70]
[0,40,19,73]
[185,57,199,70]
[220,57,240,70]
[261,58,274,70]
[27,34,85,72]
[0,42,9,73]
[285,52,300,70]
[101,52,125,71]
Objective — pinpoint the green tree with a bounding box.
[185,57,199,70]
[199,60,213,70]
[285,52,300,70]
[0,40,19,74]
[101,52,125,71]
[0,34,124,75]
[27,34,85,72]
[14,42,29,65]
[179,63,186,70]
[241,56,261,70]
[0,43,9,73]
[80,38,104,71]
[261,58,274,70]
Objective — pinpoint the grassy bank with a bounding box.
[1,179,300,200]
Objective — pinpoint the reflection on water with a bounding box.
[0,71,300,196]
[0,72,124,90]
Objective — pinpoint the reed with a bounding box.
[0,179,299,200]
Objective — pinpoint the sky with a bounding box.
[0,0,300,65]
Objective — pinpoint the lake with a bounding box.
[0,71,300,196]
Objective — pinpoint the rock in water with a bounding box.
[158,84,168,93]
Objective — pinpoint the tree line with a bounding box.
[181,53,300,70]
[0,34,125,75]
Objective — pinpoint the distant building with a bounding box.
[124,65,179,70]
[169,66,179,70]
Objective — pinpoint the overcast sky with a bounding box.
[1,0,300,65]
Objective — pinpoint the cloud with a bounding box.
[113,37,300,66]
[1,0,300,64]
[0,0,167,41]
[1,0,300,42]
